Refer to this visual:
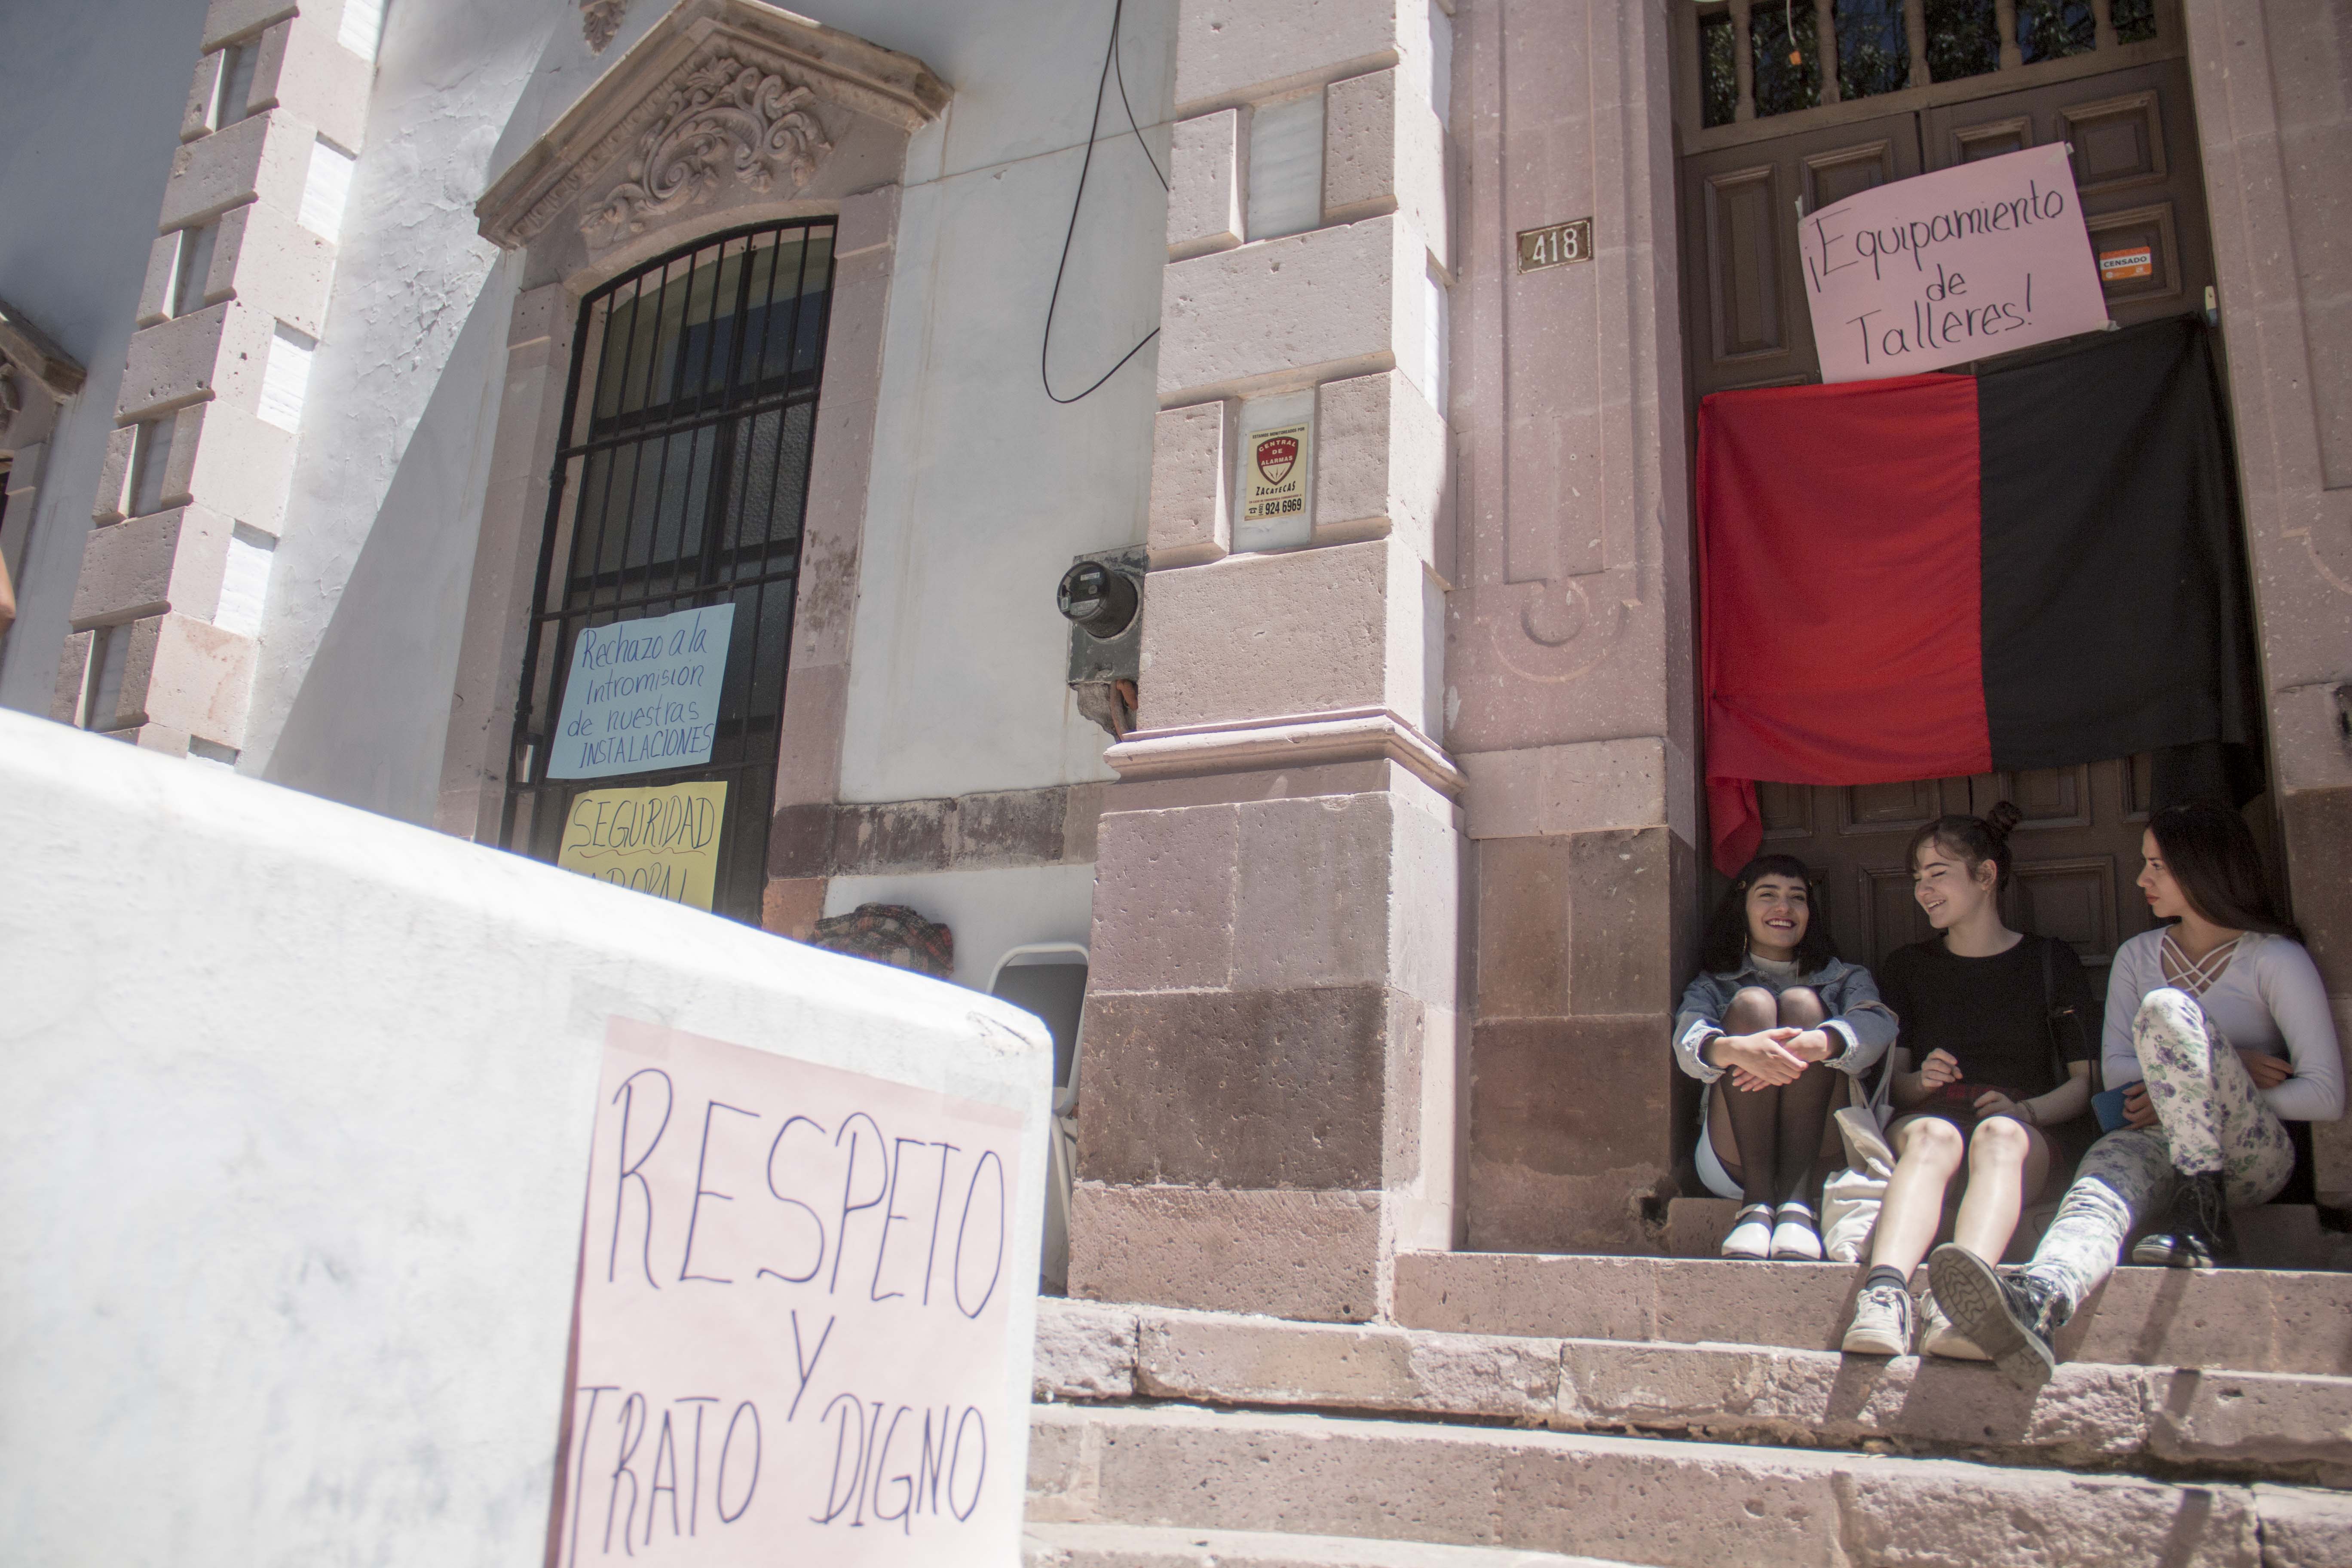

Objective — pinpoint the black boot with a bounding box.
[2132,1171,2240,1268]
[1928,1243,2070,1390]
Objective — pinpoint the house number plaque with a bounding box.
[1517,217,1593,273]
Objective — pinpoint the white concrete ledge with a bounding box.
[0,710,1051,1565]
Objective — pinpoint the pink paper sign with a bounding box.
[554,1017,1029,1567]
[1799,143,2108,382]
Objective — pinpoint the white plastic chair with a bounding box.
[987,942,1088,1293]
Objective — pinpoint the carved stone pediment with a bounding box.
[478,0,948,251]
[581,0,629,52]
[0,296,85,402]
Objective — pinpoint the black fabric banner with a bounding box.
[1976,316,2261,773]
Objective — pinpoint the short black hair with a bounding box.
[1700,854,1837,975]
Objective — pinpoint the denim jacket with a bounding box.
[1672,955,1897,1088]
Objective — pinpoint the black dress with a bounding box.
[1878,934,2098,1164]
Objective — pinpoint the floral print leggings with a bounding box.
[2025,987,2298,1310]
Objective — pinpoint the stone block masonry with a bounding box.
[1029,1294,2352,1487]
[1444,0,1708,1253]
[1072,0,1461,1323]
[54,0,381,757]
[1028,1401,2348,1568]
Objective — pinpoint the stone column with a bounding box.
[0,304,85,648]
[1069,0,1465,1323]
[52,0,378,757]
[2182,0,2352,1188]
[1446,0,1702,1253]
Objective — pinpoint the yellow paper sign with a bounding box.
[556,781,727,910]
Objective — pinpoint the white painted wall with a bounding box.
[0,0,208,715]
[805,0,1174,994]
[834,0,1172,805]
[237,0,1172,828]
[827,862,1099,989]
[242,0,557,816]
[0,705,1050,1565]
[2,0,1168,984]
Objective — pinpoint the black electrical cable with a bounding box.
[1111,6,1167,191]
[1041,0,1165,405]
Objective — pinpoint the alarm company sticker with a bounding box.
[1243,421,1310,523]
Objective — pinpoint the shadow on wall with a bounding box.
[261,267,515,823]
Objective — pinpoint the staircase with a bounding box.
[1023,1252,2352,1566]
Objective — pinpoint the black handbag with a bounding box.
[2039,936,2095,1091]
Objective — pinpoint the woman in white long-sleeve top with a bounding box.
[1930,801,2345,1389]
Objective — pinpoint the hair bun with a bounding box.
[1984,801,2023,842]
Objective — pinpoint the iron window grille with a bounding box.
[505,218,837,922]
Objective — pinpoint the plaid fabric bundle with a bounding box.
[806,902,954,979]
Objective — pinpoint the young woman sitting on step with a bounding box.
[1841,805,2098,1358]
[1674,856,1895,1260]
[1929,801,2346,1387]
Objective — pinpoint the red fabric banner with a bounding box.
[1698,374,1992,873]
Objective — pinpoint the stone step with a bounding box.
[1660,1197,2352,1269]
[1024,1522,1632,1567]
[1393,1251,2352,1376]
[1028,1402,2352,1568]
[1034,1299,2352,1485]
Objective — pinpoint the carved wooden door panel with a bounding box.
[1923,58,2214,334]
[1681,110,1922,396]
[1681,39,2217,1002]
[1755,759,2156,1000]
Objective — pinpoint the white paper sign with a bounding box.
[1799,143,2108,383]
[550,603,735,779]
[556,1018,1029,1568]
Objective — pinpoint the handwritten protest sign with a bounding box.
[551,603,735,780]
[557,1019,1029,1567]
[1799,143,2107,383]
[556,782,728,910]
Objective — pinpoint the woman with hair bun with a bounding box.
[1840,804,2099,1358]
[1932,801,2345,1388]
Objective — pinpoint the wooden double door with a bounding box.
[1681,54,2217,397]
[1675,21,2221,996]
[1753,763,2158,995]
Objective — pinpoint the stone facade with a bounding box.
[0,0,2344,1317]
[2186,0,2352,1185]
[50,0,381,759]
[1070,0,1465,1322]
[3,0,2351,1556]
[1066,0,2352,1316]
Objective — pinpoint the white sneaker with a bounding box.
[1842,1280,1914,1355]
[1917,1289,1990,1360]
[1770,1203,1824,1261]
[1721,1204,1774,1259]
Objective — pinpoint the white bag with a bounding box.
[1819,1106,1897,1262]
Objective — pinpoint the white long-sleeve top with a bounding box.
[2103,928,2345,1122]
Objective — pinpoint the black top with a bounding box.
[1878,935,2097,1099]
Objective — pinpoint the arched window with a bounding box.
[507,218,836,921]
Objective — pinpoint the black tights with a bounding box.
[1718,1063,1842,1210]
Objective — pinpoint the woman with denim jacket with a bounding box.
[1673,854,1896,1260]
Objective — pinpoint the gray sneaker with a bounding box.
[1841,1280,1914,1356]
[1917,1290,1989,1360]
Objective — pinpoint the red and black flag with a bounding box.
[1700,317,2258,875]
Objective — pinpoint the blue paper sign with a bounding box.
[548,602,735,780]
